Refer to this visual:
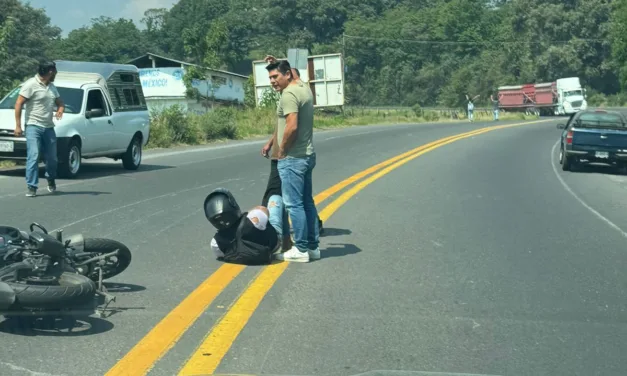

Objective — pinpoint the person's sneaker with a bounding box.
[47,179,56,193]
[26,187,37,197]
[275,246,310,263]
[308,247,321,260]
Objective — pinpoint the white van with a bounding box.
[0,61,150,178]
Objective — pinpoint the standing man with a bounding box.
[266,59,319,263]
[465,94,479,122]
[261,55,324,238]
[490,93,500,121]
[14,61,64,197]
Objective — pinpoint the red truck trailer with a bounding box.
[497,81,558,116]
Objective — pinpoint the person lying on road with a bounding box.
[205,188,279,265]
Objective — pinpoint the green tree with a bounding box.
[0,0,61,97]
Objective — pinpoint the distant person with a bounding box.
[266,59,319,263]
[490,94,500,121]
[14,61,64,197]
[465,94,479,122]
[205,188,280,265]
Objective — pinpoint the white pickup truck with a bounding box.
[0,61,150,178]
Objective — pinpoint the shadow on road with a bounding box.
[569,163,627,176]
[103,282,146,293]
[320,243,362,260]
[0,315,114,337]
[41,190,112,196]
[0,163,174,180]
[320,227,352,237]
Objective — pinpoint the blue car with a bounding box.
[558,109,627,171]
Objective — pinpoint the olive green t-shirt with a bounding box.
[276,81,315,158]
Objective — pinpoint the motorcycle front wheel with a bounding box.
[80,238,132,281]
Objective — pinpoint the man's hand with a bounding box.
[55,98,64,120]
[14,126,22,137]
[264,55,277,64]
[261,142,272,158]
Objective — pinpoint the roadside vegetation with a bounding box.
[145,104,536,149]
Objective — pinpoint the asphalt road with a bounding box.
[1,116,627,376]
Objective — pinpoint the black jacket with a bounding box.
[213,212,278,265]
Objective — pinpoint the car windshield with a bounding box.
[0,86,84,114]
[575,112,626,128]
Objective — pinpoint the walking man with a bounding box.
[14,61,64,197]
[266,59,319,263]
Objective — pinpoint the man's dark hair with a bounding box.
[293,68,300,78]
[266,60,292,77]
[38,61,57,76]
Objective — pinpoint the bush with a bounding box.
[145,103,539,150]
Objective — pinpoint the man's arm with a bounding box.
[278,92,299,156]
[280,113,298,153]
[54,87,64,120]
[14,95,28,136]
[55,97,65,120]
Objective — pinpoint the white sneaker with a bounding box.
[308,248,320,260]
[275,246,310,263]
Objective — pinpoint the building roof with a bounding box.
[126,52,249,79]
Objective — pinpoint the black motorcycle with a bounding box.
[0,222,132,319]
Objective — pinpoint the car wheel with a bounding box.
[122,136,142,170]
[58,139,82,179]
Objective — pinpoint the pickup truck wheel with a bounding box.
[122,136,142,170]
[562,153,572,171]
[58,139,82,179]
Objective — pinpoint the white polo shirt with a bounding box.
[18,75,60,128]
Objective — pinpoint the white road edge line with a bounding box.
[550,139,627,238]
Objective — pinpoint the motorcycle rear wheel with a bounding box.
[0,272,96,310]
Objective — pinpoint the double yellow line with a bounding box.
[105,119,549,376]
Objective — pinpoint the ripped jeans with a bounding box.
[267,194,290,240]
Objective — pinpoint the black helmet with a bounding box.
[204,188,242,230]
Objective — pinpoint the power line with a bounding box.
[342,34,608,45]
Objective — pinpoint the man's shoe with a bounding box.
[274,246,310,263]
[26,187,37,197]
[308,247,321,260]
[47,179,56,193]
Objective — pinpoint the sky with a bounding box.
[23,0,178,36]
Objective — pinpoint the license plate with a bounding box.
[595,151,609,158]
[0,141,13,152]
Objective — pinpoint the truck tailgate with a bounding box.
[572,128,627,150]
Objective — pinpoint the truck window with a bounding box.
[0,86,84,114]
[575,112,626,128]
[122,88,140,106]
[86,89,109,116]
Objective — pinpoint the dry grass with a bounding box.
[145,105,536,149]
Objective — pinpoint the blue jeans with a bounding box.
[493,109,499,120]
[267,194,290,239]
[278,153,319,252]
[25,125,57,189]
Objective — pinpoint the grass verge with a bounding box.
[0,105,536,170]
[145,105,537,149]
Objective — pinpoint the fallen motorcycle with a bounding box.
[0,222,132,319]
